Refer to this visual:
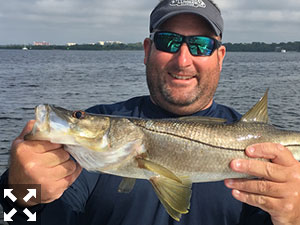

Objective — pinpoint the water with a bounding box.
[0,50,300,223]
[1,50,300,163]
[0,50,148,155]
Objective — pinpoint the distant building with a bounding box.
[275,46,287,53]
[33,41,50,46]
[67,43,77,46]
[98,41,105,45]
[105,41,122,45]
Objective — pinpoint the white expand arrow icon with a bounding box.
[4,189,17,202]
[23,189,36,202]
[4,208,17,221]
[23,208,36,221]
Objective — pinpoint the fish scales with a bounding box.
[128,118,300,181]
[129,119,251,181]
[133,118,299,150]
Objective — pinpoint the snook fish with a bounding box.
[25,90,300,221]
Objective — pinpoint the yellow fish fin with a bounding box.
[241,89,269,123]
[150,176,192,221]
[136,158,181,183]
[118,177,136,193]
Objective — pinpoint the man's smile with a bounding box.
[168,72,196,80]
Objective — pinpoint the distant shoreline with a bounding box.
[1,41,300,52]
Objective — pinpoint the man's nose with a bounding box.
[174,43,193,67]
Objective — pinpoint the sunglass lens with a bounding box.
[189,37,215,56]
[155,32,182,53]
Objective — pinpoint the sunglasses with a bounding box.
[150,31,222,56]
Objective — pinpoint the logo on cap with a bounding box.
[170,0,206,8]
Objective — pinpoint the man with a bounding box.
[1,0,300,224]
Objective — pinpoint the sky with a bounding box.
[0,0,300,45]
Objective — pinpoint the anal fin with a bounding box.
[150,176,192,221]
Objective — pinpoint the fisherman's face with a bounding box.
[144,13,226,115]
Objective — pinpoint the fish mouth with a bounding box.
[34,104,51,132]
[25,104,76,144]
[25,105,53,140]
[34,104,71,133]
[169,73,196,80]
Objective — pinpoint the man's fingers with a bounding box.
[64,163,82,186]
[40,163,82,204]
[225,178,286,198]
[17,120,36,140]
[245,143,296,167]
[54,163,83,190]
[230,143,298,181]
[230,159,287,182]
[13,120,62,152]
[227,143,300,224]
[12,120,36,147]
[9,120,82,206]
[42,149,71,167]
[51,159,81,181]
[15,140,62,154]
[230,189,285,215]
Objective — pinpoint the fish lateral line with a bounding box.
[133,122,246,152]
[284,144,300,148]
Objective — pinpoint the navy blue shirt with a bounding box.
[0,96,272,225]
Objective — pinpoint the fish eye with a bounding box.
[72,110,86,119]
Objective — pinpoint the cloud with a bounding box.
[0,0,299,44]
[215,0,300,42]
[0,0,157,44]
[218,0,300,11]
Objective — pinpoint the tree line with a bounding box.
[224,42,300,52]
[1,41,300,52]
[0,43,143,51]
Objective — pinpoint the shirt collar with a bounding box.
[141,96,217,119]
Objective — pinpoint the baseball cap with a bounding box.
[150,0,224,37]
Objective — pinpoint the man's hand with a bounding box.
[8,120,82,207]
[225,143,300,225]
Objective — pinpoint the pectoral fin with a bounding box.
[136,158,181,183]
[118,177,136,193]
[150,176,192,221]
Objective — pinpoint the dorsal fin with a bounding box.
[241,89,269,123]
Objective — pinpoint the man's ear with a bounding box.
[217,45,226,71]
[143,38,152,65]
